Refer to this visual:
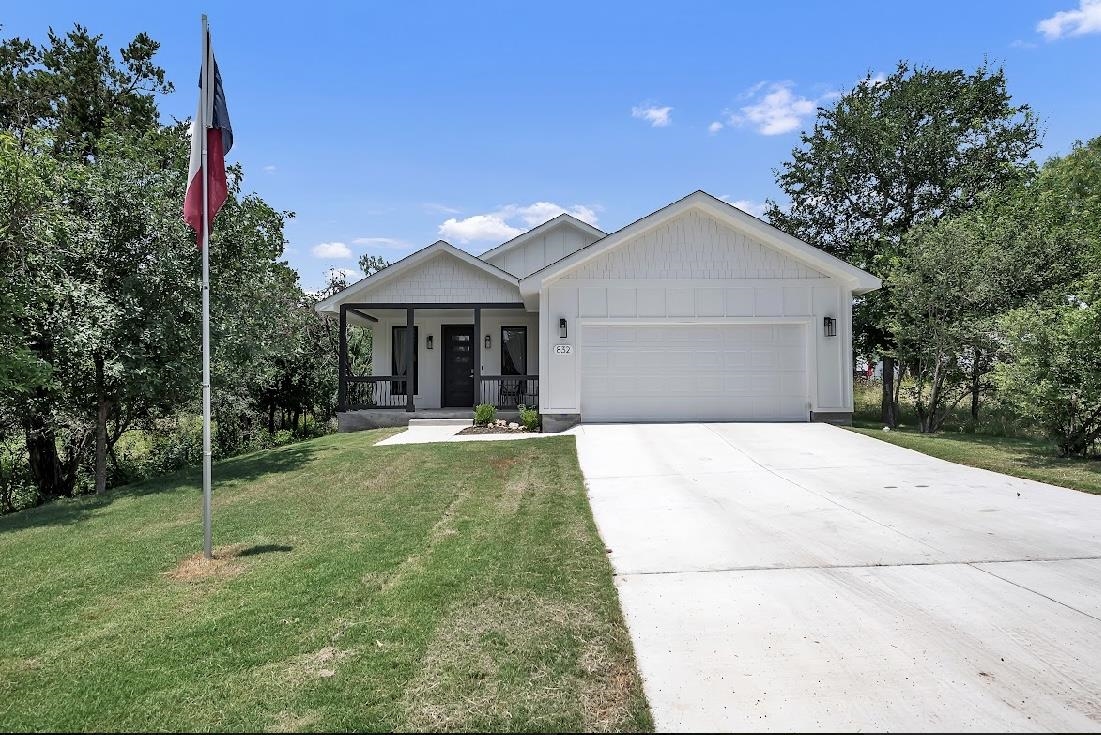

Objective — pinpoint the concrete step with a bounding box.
[408,418,474,427]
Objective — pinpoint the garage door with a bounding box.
[580,323,809,422]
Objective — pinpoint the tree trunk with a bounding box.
[24,413,73,502]
[970,346,981,421]
[881,356,899,428]
[94,353,108,495]
[268,402,276,434]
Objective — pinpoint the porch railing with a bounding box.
[346,375,412,409]
[479,375,539,409]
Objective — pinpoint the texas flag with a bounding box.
[183,28,233,237]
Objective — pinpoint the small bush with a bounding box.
[517,404,540,432]
[474,403,497,426]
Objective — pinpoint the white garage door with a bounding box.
[580,323,809,422]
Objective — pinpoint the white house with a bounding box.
[315,190,880,431]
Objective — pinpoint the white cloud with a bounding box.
[719,196,769,218]
[727,81,819,136]
[439,214,523,244]
[1037,0,1101,39]
[262,164,277,174]
[422,202,461,215]
[311,241,353,259]
[352,236,413,249]
[708,121,724,134]
[631,104,673,127]
[438,202,601,244]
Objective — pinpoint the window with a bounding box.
[501,326,527,375]
[391,326,419,395]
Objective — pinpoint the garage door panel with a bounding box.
[582,323,808,422]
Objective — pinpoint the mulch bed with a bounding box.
[458,426,537,435]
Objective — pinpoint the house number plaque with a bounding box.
[554,344,573,355]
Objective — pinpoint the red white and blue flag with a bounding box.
[183,28,233,237]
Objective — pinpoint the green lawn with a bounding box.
[0,430,652,732]
[849,426,1101,495]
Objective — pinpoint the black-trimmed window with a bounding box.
[391,326,418,395]
[501,326,527,375]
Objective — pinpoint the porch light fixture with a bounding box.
[426,334,433,350]
[823,316,837,338]
[559,318,567,339]
[484,334,492,350]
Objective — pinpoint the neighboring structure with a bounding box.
[315,190,881,431]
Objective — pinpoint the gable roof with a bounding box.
[314,240,519,314]
[477,213,606,263]
[519,191,881,301]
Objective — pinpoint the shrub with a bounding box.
[517,404,540,432]
[998,298,1101,457]
[474,403,497,426]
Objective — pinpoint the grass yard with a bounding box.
[0,430,652,732]
[849,426,1101,495]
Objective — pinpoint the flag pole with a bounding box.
[200,14,213,560]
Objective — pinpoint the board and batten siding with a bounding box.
[539,209,854,418]
[482,222,602,279]
[366,252,521,304]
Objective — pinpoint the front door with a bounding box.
[441,325,475,407]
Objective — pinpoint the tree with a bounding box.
[358,253,389,277]
[767,61,1040,426]
[888,189,1079,432]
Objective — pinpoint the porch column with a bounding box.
[337,304,347,411]
[472,307,481,407]
[406,306,415,412]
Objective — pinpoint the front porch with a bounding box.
[336,301,539,429]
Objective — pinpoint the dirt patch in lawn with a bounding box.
[164,544,248,582]
[285,646,356,683]
[266,709,321,732]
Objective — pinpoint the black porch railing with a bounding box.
[346,375,411,409]
[479,375,539,409]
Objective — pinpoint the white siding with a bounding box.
[562,208,827,280]
[368,253,520,303]
[539,209,854,419]
[482,222,601,278]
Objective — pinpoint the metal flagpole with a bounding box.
[200,14,213,560]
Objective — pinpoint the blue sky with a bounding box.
[7,1,1101,290]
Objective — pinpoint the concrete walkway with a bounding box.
[574,422,1101,732]
[375,423,578,445]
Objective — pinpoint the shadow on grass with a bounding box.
[0,442,322,535]
[237,543,293,557]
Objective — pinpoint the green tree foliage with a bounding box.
[995,138,1101,455]
[1,25,347,509]
[889,187,1080,432]
[358,253,389,276]
[767,61,1040,426]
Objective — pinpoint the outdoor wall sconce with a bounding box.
[426,335,433,350]
[559,318,568,339]
[823,316,837,338]
[484,334,492,350]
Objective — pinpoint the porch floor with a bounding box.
[338,407,519,432]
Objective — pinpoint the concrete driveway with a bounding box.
[575,422,1101,732]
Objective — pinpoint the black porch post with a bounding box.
[337,304,348,411]
[406,306,415,412]
[472,306,481,407]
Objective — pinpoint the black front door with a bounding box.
[441,325,475,407]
